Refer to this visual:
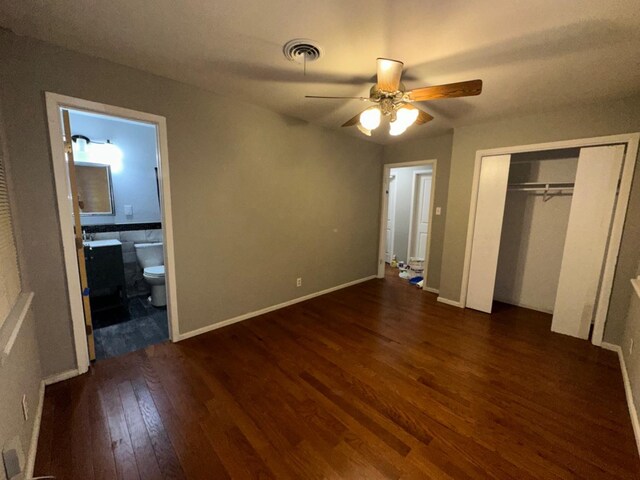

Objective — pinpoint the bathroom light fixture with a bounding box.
[72,135,123,173]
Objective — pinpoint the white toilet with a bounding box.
[134,242,166,307]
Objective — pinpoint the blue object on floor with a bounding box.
[409,276,423,285]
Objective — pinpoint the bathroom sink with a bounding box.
[83,239,122,248]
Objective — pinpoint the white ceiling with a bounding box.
[2,0,640,144]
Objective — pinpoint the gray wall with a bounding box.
[70,111,162,226]
[389,165,432,265]
[0,103,42,480]
[435,97,640,344]
[0,30,383,376]
[383,133,453,291]
[621,265,640,428]
[0,302,42,480]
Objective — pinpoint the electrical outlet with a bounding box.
[296,277,302,287]
[435,207,442,215]
[630,338,634,355]
[21,394,28,421]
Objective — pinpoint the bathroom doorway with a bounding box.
[45,93,179,370]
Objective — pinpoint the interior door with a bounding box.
[552,145,625,339]
[465,154,511,313]
[385,175,396,263]
[409,172,433,259]
[62,110,96,361]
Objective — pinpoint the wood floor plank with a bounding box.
[34,267,640,479]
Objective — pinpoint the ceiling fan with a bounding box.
[306,58,482,136]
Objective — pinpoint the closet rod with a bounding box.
[507,182,575,191]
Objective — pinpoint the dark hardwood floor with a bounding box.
[34,267,640,479]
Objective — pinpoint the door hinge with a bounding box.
[86,324,93,335]
[64,141,73,154]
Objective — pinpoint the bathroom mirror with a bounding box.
[76,163,115,215]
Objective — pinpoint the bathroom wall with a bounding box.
[389,165,433,265]
[92,228,163,297]
[69,110,161,226]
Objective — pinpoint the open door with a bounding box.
[62,110,96,361]
[408,171,433,259]
[465,154,511,313]
[552,145,625,339]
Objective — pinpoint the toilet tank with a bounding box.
[134,242,164,269]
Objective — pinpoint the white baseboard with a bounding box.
[601,341,640,456]
[178,275,377,341]
[424,286,439,294]
[24,380,45,479]
[436,296,464,308]
[44,368,80,386]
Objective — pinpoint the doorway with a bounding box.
[377,160,437,290]
[461,134,639,345]
[45,93,179,373]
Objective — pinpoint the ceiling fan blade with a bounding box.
[402,104,434,125]
[407,79,482,102]
[376,58,404,92]
[342,111,365,127]
[305,95,370,101]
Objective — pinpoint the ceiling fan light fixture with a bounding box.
[359,107,381,131]
[389,107,419,135]
[356,123,372,136]
[389,122,407,136]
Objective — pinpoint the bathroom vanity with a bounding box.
[84,239,127,311]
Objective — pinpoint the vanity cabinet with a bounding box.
[84,240,127,311]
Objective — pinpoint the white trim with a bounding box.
[424,286,439,294]
[601,342,640,456]
[378,160,437,292]
[385,174,397,263]
[44,368,81,386]
[459,133,639,346]
[436,296,464,308]
[0,292,34,366]
[24,380,45,479]
[45,92,180,370]
[177,275,376,341]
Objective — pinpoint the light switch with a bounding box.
[435,207,442,215]
[124,205,133,216]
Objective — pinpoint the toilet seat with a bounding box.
[144,265,165,278]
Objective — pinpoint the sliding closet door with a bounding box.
[552,145,625,339]
[466,154,511,313]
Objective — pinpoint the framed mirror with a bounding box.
[76,163,115,215]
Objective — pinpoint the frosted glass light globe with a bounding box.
[359,108,381,131]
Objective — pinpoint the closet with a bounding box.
[466,144,625,340]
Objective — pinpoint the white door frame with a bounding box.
[377,159,437,291]
[459,133,639,346]
[406,169,434,261]
[45,92,180,374]
[385,174,397,263]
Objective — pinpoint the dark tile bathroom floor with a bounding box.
[93,295,169,361]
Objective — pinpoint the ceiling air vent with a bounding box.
[283,39,323,64]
